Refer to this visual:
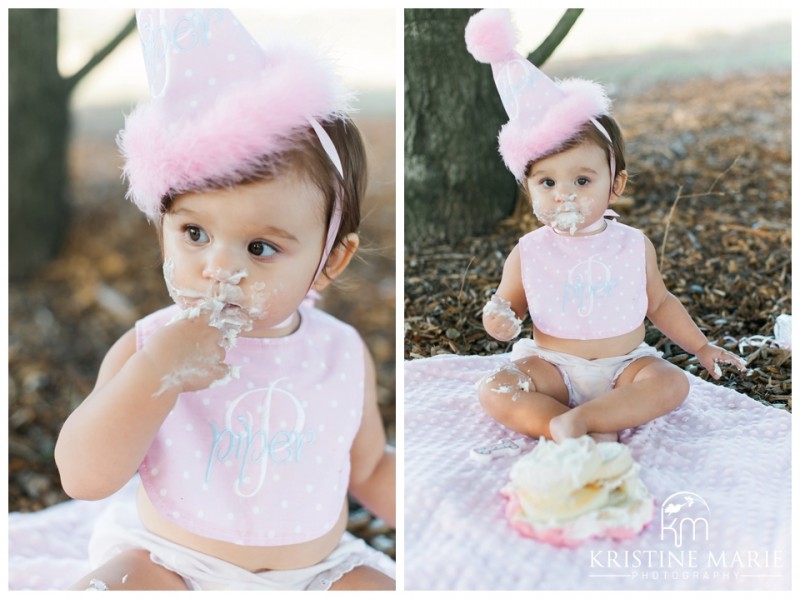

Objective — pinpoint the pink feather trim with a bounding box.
[498,78,611,180]
[118,41,352,220]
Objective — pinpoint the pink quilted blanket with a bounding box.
[8,478,139,590]
[8,476,398,591]
[404,354,791,590]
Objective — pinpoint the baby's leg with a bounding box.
[329,565,395,590]
[477,356,570,439]
[549,356,689,442]
[69,549,188,591]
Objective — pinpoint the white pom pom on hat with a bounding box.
[464,8,612,180]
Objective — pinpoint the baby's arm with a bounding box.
[483,244,528,341]
[55,315,226,500]
[643,236,745,379]
[348,347,395,528]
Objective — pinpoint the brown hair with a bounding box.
[523,114,626,184]
[158,117,367,270]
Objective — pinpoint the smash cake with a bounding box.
[501,436,654,547]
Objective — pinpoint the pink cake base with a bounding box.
[501,488,655,547]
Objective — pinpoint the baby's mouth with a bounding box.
[551,211,585,235]
[162,261,260,348]
[221,301,247,317]
[541,195,589,235]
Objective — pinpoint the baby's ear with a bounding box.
[313,233,359,291]
[612,169,628,197]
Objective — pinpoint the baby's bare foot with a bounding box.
[548,410,587,443]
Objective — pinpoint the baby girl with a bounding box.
[465,9,745,443]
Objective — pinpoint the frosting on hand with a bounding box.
[482,294,522,341]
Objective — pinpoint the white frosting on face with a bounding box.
[504,436,654,540]
[162,260,275,349]
[532,194,590,235]
[153,260,274,396]
[156,260,296,397]
[550,210,586,235]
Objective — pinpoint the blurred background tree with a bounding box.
[404,8,582,244]
[9,9,135,281]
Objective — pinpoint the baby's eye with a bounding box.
[184,225,209,244]
[248,240,278,258]
[576,177,590,186]
[541,178,556,188]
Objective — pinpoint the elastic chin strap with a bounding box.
[307,117,344,293]
[590,117,616,196]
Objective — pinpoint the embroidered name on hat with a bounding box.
[139,9,226,98]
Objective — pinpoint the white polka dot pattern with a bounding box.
[135,304,365,546]
[519,221,648,340]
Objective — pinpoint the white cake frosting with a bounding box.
[502,436,654,546]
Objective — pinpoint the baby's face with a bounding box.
[526,142,613,235]
[161,170,327,338]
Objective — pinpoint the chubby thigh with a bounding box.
[477,357,570,437]
[69,549,188,590]
[613,354,690,408]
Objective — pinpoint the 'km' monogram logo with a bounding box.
[660,491,711,548]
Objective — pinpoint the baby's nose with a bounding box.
[555,191,577,203]
[203,264,248,285]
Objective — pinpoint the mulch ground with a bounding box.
[8,117,396,558]
[405,71,791,413]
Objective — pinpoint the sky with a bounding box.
[511,6,791,60]
[59,8,397,110]
[59,6,791,110]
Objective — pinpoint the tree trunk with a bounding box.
[404,9,516,244]
[9,9,70,281]
[404,9,583,244]
[9,9,136,281]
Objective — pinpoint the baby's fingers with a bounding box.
[718,352,747,371]
[711,353,747,379]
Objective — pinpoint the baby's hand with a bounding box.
[695,343,746,380]
[482,295,522,342]
[142,311,229,395]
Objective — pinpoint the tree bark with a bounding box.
[404,9,583,244]
[404,9,516,244]
[9,9,70,281]
[9,9,136,281]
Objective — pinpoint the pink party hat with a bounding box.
[465,9,611,180]
[118,8,352,220]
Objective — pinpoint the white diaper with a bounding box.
[510,339,662,407]
[88,502,395,590]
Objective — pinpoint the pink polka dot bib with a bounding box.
[136,303,364,546]
[518,220,647,340]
